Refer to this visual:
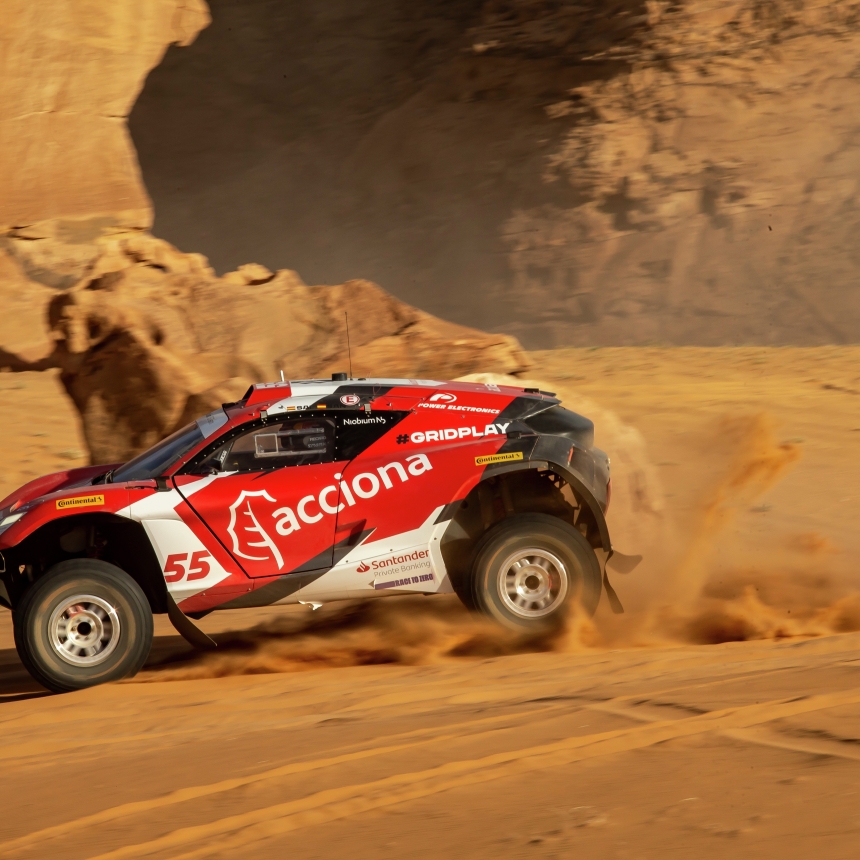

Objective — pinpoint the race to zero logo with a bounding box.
[226,454,434,569]
[369,549,433,590]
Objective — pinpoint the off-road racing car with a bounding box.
[0,375,637,692]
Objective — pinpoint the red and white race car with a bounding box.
[0,375,636,691]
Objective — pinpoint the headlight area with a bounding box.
[0,512,25,530]
[0,501,36,535]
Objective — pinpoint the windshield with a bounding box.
[110,423,205,483]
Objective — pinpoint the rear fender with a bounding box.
[480,458,612,552]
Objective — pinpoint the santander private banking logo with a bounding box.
[356,561,370,573]
[227,490,285,569]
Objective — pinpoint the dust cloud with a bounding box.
[593,411,860,648]
[137,393,860,685]
[135,596,584,682]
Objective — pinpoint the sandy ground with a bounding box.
[2,348,860,859]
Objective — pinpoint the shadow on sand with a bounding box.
[0,633,200,701]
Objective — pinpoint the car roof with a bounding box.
[232,376,556,418]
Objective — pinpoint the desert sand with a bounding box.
[2,347,859,859]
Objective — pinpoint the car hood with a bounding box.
[0,464,121,512]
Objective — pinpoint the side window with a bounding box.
[335,412,409,460]
[184,418,335,474]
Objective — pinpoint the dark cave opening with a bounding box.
[130,0,645,346]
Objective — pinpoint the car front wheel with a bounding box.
[468,513,602,631]
[14,559,154,693]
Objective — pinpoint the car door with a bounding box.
[330,417,457,593]
[174,416,345,577]
[329,405,510,593]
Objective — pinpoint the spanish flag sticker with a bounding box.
[56,494,105,510]
[475,451,524,467]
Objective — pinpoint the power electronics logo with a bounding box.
[418,391,496,415]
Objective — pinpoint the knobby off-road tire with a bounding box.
[468,513,602,631]
[14,559,154,693]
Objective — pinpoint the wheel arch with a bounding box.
[469,458,610,548]
[1,512,167,614]
[440,459,611,604]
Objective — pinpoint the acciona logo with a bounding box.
[225,454,434,567]
[342,415,386,426]
[273,454,432,536]
[227,490,285,568]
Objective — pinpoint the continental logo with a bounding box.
[56,494,105,510]
[475,451,524,467]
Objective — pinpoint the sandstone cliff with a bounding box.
[130,0,860,346]
[0,0,210,230]
[495,0,860,345]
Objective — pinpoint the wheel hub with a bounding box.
[48,595,121,666]
[499,549,569,619]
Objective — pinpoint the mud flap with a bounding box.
[166,592,218,651]
[607,551,642,574]
[602,570,625,614]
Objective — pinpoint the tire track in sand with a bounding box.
[0,704,561,856]
[85,687,860,860]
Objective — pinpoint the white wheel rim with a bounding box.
[498,548,569,619]
[48,594,121,666]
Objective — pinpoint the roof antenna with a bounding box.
[345,311,353,379]
[279,369,285,382]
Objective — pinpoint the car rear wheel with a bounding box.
[468,513,602,631]
[14,559,154,693]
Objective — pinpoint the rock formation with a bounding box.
[0,231,529,463]
[0,1,528,464]
[0,0,210,231]
[3,0,857,468]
